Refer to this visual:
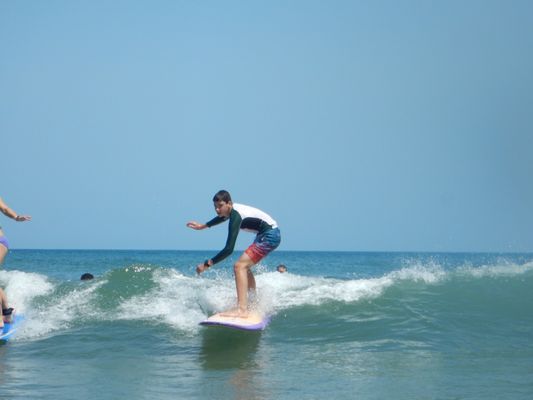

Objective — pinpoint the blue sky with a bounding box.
[1,1,532,252]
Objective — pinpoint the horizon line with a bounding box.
[9,248,533,255]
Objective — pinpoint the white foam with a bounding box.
[116,269,225,334]
[26,281,104,339]
[255,264,450,312]
[0,269,56,340]
[457,260,533,278]
[0,269,54,313]
[256,272,388,311]
[0,269,109,340]
[390,265,447,284]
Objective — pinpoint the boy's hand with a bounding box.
[196,263,208,275]
[187,221,206,230]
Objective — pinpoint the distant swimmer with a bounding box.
[277,264,287,273]
[0,196,31,330]
[187,190,281,318]
[80,273,94,281]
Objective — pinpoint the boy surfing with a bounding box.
[187,190,281,318]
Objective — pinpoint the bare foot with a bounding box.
[219,309,249,319]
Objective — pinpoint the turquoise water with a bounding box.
[1,250,532,399]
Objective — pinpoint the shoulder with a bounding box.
[233,203,256,214]
[229,207,242,220]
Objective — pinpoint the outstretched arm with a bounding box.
[186,221,207,230]
[187,214,227,231]
[0,197,31,222]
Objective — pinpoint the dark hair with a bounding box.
[213,190,232,203]
[80,273,94,281]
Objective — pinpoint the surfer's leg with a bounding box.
[222,229,281,318]
[234,253,255,315]
[0,235,11,327]
[0,289,6,307]
[219,253,255,318]
[247,269,256,292]
[0,288,8,327]
[247,269,258,307]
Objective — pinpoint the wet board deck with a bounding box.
[0,314,24,341]
[200,311,270,331]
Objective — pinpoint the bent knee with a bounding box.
[233,261,250,273]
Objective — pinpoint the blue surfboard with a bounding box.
[0,314,25,341]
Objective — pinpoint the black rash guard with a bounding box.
[205,203,278,265]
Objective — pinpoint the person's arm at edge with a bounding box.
[0,197,31,222]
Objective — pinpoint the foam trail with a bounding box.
[116,269,227,334]
[457,260,533,278]
[0,269,54,313]
[257,263,449,312]
[25,281,104,339]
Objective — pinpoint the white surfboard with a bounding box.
[200,311,270,331]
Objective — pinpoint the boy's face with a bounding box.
[214,200,232,218]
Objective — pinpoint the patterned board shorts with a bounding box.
[245,228,281,264]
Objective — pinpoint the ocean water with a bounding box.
[1,250,532,400]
